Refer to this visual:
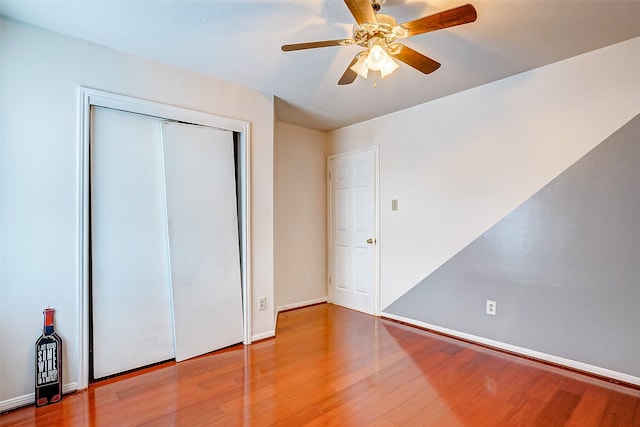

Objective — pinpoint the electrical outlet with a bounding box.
[258,296,266,311]
[486,300,496,316]
[391,199,398,211]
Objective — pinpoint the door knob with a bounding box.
[367,238,376,244]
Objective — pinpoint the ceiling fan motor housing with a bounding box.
[352,17,408,48]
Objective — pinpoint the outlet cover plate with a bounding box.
[486,300,496,315]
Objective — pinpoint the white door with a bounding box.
[161,122,243,362]
[329,150,377,314]
[91,107,175,379]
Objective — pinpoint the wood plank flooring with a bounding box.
[2,303,639,426]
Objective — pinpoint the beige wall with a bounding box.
[274,122,328,311]
[0,18,274,408]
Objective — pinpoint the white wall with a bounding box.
[328,36,640,310]
[274,122,327,311]
[0,18,274,408]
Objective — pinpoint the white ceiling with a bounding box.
[2,0,640,131]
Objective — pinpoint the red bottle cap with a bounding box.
[44,308,55,327]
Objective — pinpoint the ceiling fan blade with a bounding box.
[338,56,360,85]
[281,39,348,52]
[391,44,441,74]
[401,4,477,37]
[344,0,377,24]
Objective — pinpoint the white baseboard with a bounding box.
[381,312,640,387]
[251,330,275,342]
[0,382,78,413]
[276,297,328,314]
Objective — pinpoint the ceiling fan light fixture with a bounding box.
[350,53,370,78]
[362,38,399,79]
[350,46,399,80]
[366,43,390,71]
[379,56,399,78]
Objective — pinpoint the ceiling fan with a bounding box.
[281,0,477,85]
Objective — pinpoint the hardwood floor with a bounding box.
[2,303,639,426]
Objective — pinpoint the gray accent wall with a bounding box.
[385,114,640,377]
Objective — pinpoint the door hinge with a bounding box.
[329,276,332,285]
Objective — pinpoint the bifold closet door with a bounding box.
[161,122,243,362]
[90,107,175,379]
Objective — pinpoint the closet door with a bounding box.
[90,107,175,379]
[161,122,243,361]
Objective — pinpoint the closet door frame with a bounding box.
[77,87,252,389]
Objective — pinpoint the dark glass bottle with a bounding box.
[35,308,63,406]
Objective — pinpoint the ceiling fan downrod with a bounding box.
[371,0,385,12]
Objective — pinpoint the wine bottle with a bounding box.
[35,308,63,406]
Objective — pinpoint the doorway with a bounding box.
[328,148,379,315]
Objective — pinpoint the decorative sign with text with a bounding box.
[35,308,63,406]
[36,342,59,387]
